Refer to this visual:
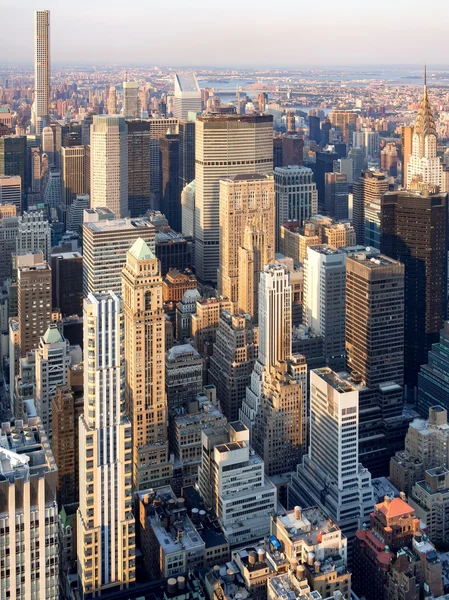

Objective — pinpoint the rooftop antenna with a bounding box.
[424,63,427,87]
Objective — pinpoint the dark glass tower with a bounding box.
[160,133,181,232]
[127,119,151,217]
[178,120,195,191]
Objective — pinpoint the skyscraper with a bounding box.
[61,145,86,223]
[16,210,51,260]
[127,119,151,217]
[122,238,172,490]
[314,147,339,210]
[90,115,128,217]
[195,114,273,282]
[353,170,389,247]
[218,173,275,305]
[381,190,448,390]
[160,131,181,231]
[108,85,117,114]
[173,73,202,120]
[401,125,414,186]
[178,119,196,190]
[274,166,318,251]
[324,171,349,220]
[0,175,21,211]
[0,136,26,193]
[32,10,50,135]
[123,81,139,118]
[77,292,135,596]
[407,72,442,188]
[329,109,357,144]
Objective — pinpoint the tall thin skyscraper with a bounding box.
[195,114,273,282]
[90,115,128,217]
[407,70,442,188]
[77,292,135,596]
[32,10,50,135]
[127,119,151,217]
[160,131,181,231]
[353,170,389,247]
[108,86,117,115]
[123,81,139,118]
[122,238,172,490]
[173,73,202,120]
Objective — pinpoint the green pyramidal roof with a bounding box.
[43,325,63,344]
[128,237,155,261]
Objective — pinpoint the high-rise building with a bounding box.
[52,383,83,506]
[160,132,181,231]
[381,190,448,389]
[82,208,155,296]
[123,81,139,118]
[178,120,196,190]
[107,86,117,114]
[122,238,172,490]
[35,325,70,442]
[173,73,202,120]
[303,246,346,369]
[67,193,90,233]
[329,110,357,144]
[346,251,404,388]
[43,166,62,210]
[42,126,55,165]
[401,125,414,186]
[32,10,50,134]
[418,323,449,416]
[181,179,195,239]
[218,173,275,305]
[90,115,128,217]
[16,210,51,260]
[77,292,135,596]
[353,170,389,247]
[209,311,259,422]
[165,344,204,411]
[274,166,318,250]
[50,250,83,317]
[127,119,151,217]
[191,296,233,353]
[61,146,86,223]
[0,417,59,600]
[309,115,321,143]
[194,114,273,282]
[289,368,374,552]
[0,213,18,285]
[324,171,349,220]
[0,136,26,197]
[148,118,179,210]
[0,175,21,210]
[313,147,339,210]
[17,252,52,357]
[407,75,442,188]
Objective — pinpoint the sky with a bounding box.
[1,0,449,67]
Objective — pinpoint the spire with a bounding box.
[414,65,437,142]
[424,63,427,87]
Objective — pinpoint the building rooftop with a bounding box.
[42,325,64,345]
[156,229,188,244]
[167,343,200,361]
[84,216,155,234]
[277,506,341,546]
[348,251,401,268]
[128,237,155,261]
[376,496,415,519]
[221,173,274,182]
[313,368,358,394]
[175,73,200,94]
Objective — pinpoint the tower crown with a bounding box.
[414,68,437,141]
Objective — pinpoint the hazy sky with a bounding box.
[1,0,448,67]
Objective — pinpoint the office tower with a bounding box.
[289,368,374,549]
[32,10,50,135]
[0,136,26,193]
[198,422,277,546]
[362,130,380,159]
[43,166,62,210]
[418,323,449,416]
[35,325,70,441]
[52,384,83,506]
[0,175,21,210]
[42,126,55,165]
[160,132,181,231]
[274,166,318,250]
[401,125,414,185]
[127,119,151,217]
[407,75,442,188]
[410,467,449,547]
[179,120,196,190]
[334,156,355,184]
[321,119,331,145]
[61,146,86,222]
[122,239,172,490]
[54,122,83,167]
[381,143,399,176]
[0,213,18,285]
[90,115,128,217]
[0,417,59,600]
[194,114,273,282]
[218,173,275,304]
[108,85,117,114]
[67,193,90,232]
[82,208,155,295]
[329,109,357,144]
[353,170,389,246]
[123,81,139,118]
[314,147,339,210]
[77,292,135,596]
[165,344,204,410]
[209,312,259,422]
[16,210,51,260]
[321,219,356,247]
[381,190,448,390]
[346,251,404,387]
[154,226,192,276]
[273,136,283,167]
[282,134,304,166]
[309,114,321,143]
[30,146,41,198]
[303,246,346,369]
[348,146,366,181]
[390,406,449,496]
[148,118,179,209]
[173,73,202,120]
[181,180,195,239]
[191,296,233,353]
[50,250,83,316]
[17,253,52,356]
[324,171,348,220]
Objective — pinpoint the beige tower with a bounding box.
[122,238,172,490]
[218,173,275,306]
[108,86,117,115]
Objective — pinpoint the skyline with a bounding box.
[1,1,449,67]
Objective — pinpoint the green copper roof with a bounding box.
[128,237,155,261]
[43,325,63,344]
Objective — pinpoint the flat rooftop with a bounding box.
[84,217,155,234]
[277,506,341,546]
[314,368,358,393]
